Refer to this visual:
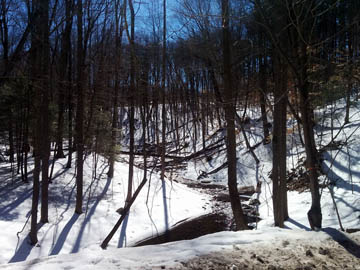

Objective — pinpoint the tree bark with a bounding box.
[272,54,288,227]
[108,0,124,178]
[126,0,135,203]
[39,0,50,224]
[221,0,248,231]
[29,0,51,243]
[161,0,167,182]
[259,54,270,142]
[29,155,40,245]
[75,0,84,214]
[55,0,73,159]
[298,45,322,230]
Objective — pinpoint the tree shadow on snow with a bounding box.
[71,176,111,253]
[162,179,169,233]
[322,152,360,194]
[47,176,77,256]
[0,175,24,195]
[50,213,80,255]
[9,223,44,263]
[323,227,360,258]
[118,212,129,248]
[285,218,311,231]
[51,166,71,182]
[0,167,35,221]
[51,165,109,255]
[0,186,32,221]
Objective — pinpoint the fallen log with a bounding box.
[120,150,182,160]
[101,176,148,249]
[197,162,229,180]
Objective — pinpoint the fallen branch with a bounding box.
[244,138,266,154]
[198,162,229,180]
[120,150,182,160]
[319,120,360,153]
[328,185,344,231]
[181,141,224,162]
[235,113,260,164]
[101,176,148,249]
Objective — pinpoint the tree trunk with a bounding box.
[161,0,167,182]
[344,80,352,124]
[298,46,322,229]
[108,0,124,178]
[29,155,40,245]
[55,94,66,159]
[39,0,51,224]
[29,0,51,243]
[272,54,288,227]
[65,0,74,169]
[344,40,353,124]
[75,0,84,214]
[126,0,135,204]
[221,0,248,231]
[66,24,74,170]
[66,85,73,168]
[259,54,270,142]
[8,113,14,170]
[55,0,73,160]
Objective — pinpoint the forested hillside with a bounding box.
[0,0,359,269]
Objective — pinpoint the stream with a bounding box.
[134,179,260,247]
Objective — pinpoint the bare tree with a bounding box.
[221,0,248,230]
[108,0,124,178]
[125,0,135,204]
[55,0,74,159]
[29,0,51,243]
[272,52,288,227]
[75,0,84,214]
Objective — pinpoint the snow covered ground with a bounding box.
[0,99,360,269]
[0,155,212,265]
[1,227,359,269]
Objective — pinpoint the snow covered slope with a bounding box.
[1,99,360,269]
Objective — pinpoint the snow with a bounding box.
[1,98,360,269]
[0,155,211,265]
[1,228,359,269]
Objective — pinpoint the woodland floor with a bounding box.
[176,231,360,270]
[134,178,259,246]
[133,176,360,270]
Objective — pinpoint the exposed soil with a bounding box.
[135,175,360,270]
[286,162,327,193]
[174,232,360,270]
[134,178,260,247]
[135,212,229,247]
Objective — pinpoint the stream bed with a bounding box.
[134,179,260,247]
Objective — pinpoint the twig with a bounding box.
[15,212,31,251]
[328,184,345,231]
[197,162,229,180]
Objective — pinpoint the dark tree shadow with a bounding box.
[0,165,34,217]
[322,152,360,194]
[71,176,111,253]
[50,213,79,255]
[332,194,360,213]
[51,166,71,182]
[118,213,129,248]
[285,218,311,231]
[161,179,169,231]
[0,177,25,197]
[9,223,44,263]
[0,187,32,221]
[323,227,360,258]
